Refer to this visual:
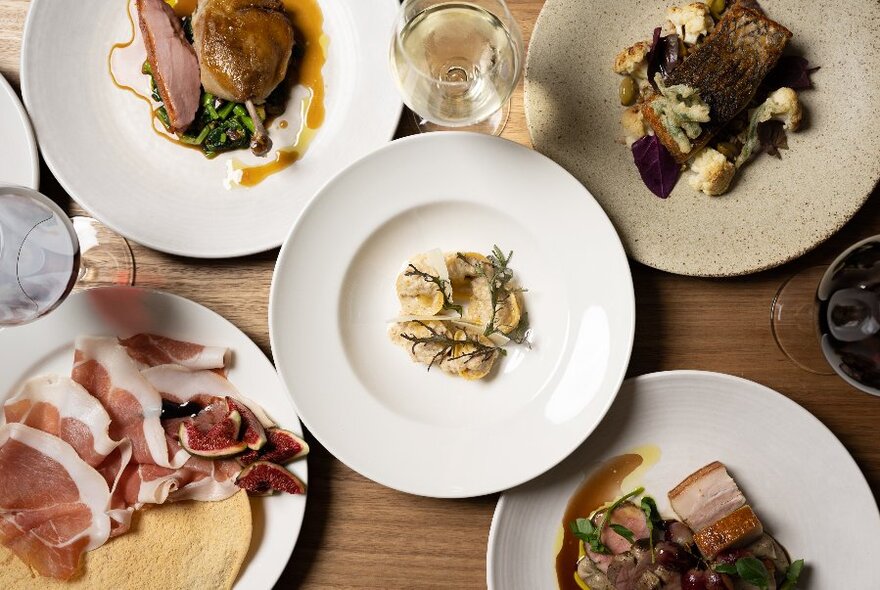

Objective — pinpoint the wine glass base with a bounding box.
[770,266,834,375]
[413,100,511,136]
[71,216,135,291]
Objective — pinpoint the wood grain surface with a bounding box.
[2,1,879,588]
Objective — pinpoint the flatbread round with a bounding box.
[0,491,252,590]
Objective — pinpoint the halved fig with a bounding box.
[235,461,306,496]
[179,408,248,458]
[238,427,309,466]
[226,397,267,451]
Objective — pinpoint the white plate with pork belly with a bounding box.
[0,287,307,588]
[20,0,402,258]
[487,370,880,589]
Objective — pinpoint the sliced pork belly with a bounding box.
[71,337,187,469]
[2,375,134,534]
[668,462,746,533]
[137,0,201,132]
[694,505,764,559]
[0,423,111,580]
[119,334,228,372]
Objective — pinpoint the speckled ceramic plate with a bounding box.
[525,0,880,276]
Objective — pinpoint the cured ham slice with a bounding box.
[71,337,187,469]
[119,334,229,372]
[0,423,111,580]
[2,375,133,534]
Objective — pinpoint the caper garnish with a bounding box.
[619,76,637,106]
[708,0,726,19]
[716,141,738,161]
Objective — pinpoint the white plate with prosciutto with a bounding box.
[487,371,880,590]
[21,0,401,257]
[0,287,307,588]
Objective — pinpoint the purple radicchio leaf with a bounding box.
[632,135,680,199]
[757,120,789,158]
[763,56,821,91]
[646,28,681,89]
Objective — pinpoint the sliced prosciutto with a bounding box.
[119,333,228,372]
[136,0,201,132]
[71,337,187,469]
[2,375,133,534]
[0,423,111,580]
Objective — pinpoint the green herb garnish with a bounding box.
[399,321,502,372]
[779,559,805,590]
[713,563,738,575]
[609,524,635,543]
[639,496,663,562]
[734,557,771,590]
[569,487,645,555]
[456,246,530,343]
[403,264,462,316]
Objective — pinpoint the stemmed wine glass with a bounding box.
[0,185,134,327]
[390,0,524,135]
[771,235,880,395]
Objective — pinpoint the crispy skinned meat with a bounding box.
[136,0,201,132]
[643,4,792,162]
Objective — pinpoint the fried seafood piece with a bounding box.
[642,4,792,162]
[192,0,295,155]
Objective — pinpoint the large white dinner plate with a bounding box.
[487,371,880,589]
[0,73,38,189]
[270,132,635,497]
[21,0,401,257]
[0,287,307,589]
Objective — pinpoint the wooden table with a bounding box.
[2,1,878,588]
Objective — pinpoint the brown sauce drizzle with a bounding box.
[108,0,327,186]
[555,454,643,590]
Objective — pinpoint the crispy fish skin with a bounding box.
[643,4,792,162]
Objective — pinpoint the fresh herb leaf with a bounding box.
[736,557,770,590]
[456,247,528,342]
[609,524,635,542]
[639,496,663,561]
[713,563,738,575]
[632,135,680,198]
[764,56,820,91]
[779,559,805,590]
[569,517,607,554]
[403,264,462,316]
[758,120,789,158]
[399,321,502,372]
[646,27,681,88]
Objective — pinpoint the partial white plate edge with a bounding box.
[0,72,39,190]
[485,369,880,589]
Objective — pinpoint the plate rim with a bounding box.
[0,285,308,590]
[485,369,880,589]
[269,131,636,498]
[523,0,880,278]
[19,0,403,259]
[0,72,39,190]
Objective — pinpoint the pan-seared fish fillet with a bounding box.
[643,4,792,162]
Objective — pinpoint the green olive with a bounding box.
[619,76,637,106]
[708,0,726,19]
[716,141,738,161]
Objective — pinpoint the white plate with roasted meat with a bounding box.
[270,132,635,498]
[0,287,307,588]
[525,0,880,276]
[21,0,402,257]
[487,370,880,589]
[0,72,38,189]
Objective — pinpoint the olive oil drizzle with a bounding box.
[108,0,328,185]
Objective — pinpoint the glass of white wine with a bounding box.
[390,0,524,135]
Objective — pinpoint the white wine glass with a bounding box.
[0,185,134,327]
[390,0,524,135]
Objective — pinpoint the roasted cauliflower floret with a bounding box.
[665,3,714,45]
[613,40,651,81]
[688,147,735,196]
[759,87,803,131]
[621,106,649,146]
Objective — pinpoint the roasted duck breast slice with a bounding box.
[642,4,792,162]
[137,0,201,132]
